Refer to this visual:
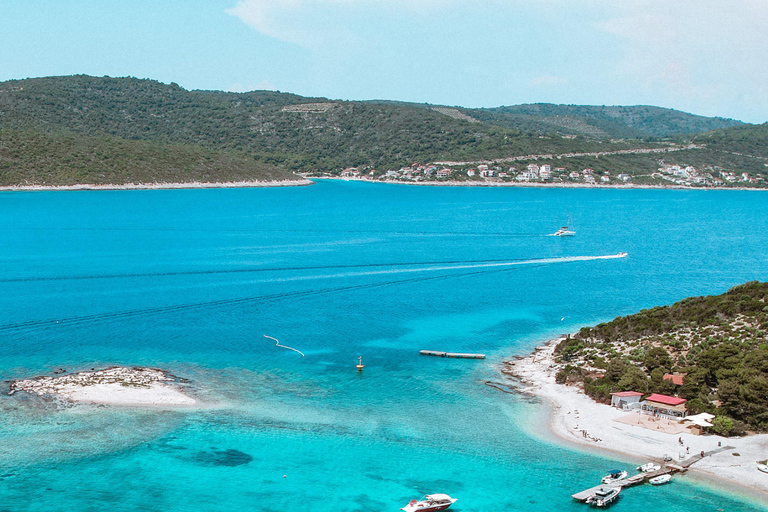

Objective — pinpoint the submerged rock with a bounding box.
[193,449,253,467]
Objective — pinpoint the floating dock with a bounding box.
[420,350,485,359]
[572,445,735,502]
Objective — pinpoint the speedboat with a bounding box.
[649,474,672,485]
[590,487,621,507]
[553,226,575,236]
[636,462,660,473]
[601,470,628,484]
[401,494,457,512]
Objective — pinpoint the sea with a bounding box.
[0,180,766,511]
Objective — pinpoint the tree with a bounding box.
[711,416,735,437]
[644,347,672,372]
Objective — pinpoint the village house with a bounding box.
[610,391,643,410]
[436,168,452,178]
[617,174,631,182]
[569,171,581,179]
[539,165,552,179]
[641,393,687,419]
[467,169,476,177]
[601,175,610,183]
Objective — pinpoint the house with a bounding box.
[663,373,685,386]
[539,165,552,179]
[436,168,451,178]
[641,393,687,419]
[617,174,631,182]
[610,391,643,410]
[569,171,581,179]
[467,169,476,177]
[601,176,610,183]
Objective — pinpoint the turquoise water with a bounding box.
[0,180,766,511]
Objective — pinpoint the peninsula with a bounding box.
[502,281,768,495]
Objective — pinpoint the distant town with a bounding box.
[308,162,766,188]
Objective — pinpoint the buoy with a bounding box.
[356,356,364,372]
[283,475,287,478]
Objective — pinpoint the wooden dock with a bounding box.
[572,445,735,502]
[420,350,485,359]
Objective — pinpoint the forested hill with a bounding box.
[554,282,768,434]
[0,75,761,186]
[465,104,743,139]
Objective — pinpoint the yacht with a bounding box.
[553,226,575,236]
[601,469,628,484]
[400,494,458,512]
[591,487,621,507]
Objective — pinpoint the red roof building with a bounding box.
[663,373,685,386]
[610,391,643,409]
[642,393,688,418]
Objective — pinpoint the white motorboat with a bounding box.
[590,487,621,507]
[553,226,575,236]
[757,464,768,474]
[636,463,660,473]
[400,494,458,512]
[649,474,672,485]
[601,469,628,484]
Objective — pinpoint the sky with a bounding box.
[1,0,767,123]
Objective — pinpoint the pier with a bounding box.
[420,350,485,359]
[571,445,735,502]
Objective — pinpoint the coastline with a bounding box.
[0,179,313,192]
[503,337,768,501]
[309,177,767,191]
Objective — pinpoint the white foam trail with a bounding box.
[258,253,628,283]
[264,335,305,357]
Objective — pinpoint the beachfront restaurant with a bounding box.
[640,393,687,419]
[610,391,643,410]
[682,412,715,435]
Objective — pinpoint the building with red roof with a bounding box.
[610,391,643,409]
[663,373,685,386]
[641,393,688,419]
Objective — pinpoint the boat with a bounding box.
[400,494,458,512]
[757,464,768,474]
[553,226,575,237]
[601,469,628,484]
[636,462,660,473]
[649,474,672,485]
[590,487,621,507]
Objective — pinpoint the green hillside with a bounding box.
[554,282,768,433]
[464,103,743,139]
[0,129,293,186]
[0,75,679,175]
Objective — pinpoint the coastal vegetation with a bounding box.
[0,75,766,186]
[0,129,292,186]
[553,281,768,434]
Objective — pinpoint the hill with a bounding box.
[553,282,768,433]
[0,129,293,186]
[0,75,764,187]
[463,104,743,139]
[0,75,702,176]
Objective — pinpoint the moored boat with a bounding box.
[636,462,660,473]
[590,487,621,507]
[400,494,457,512]
[758,464,768,474]
[649,474,672,485]
[601,469,628,484]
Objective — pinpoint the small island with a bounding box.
[9,366,196,407]
[503,281,768,495]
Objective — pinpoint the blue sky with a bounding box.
[2,0,767,123]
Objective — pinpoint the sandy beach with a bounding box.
[503,337,768,498]
[10,367,196,407]
[0,179,312,192]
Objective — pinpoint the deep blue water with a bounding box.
[0,180,766,511]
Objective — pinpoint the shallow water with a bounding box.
[0,181,766,511]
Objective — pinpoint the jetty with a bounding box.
[572,445,735,502]
[420,350,485,359]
